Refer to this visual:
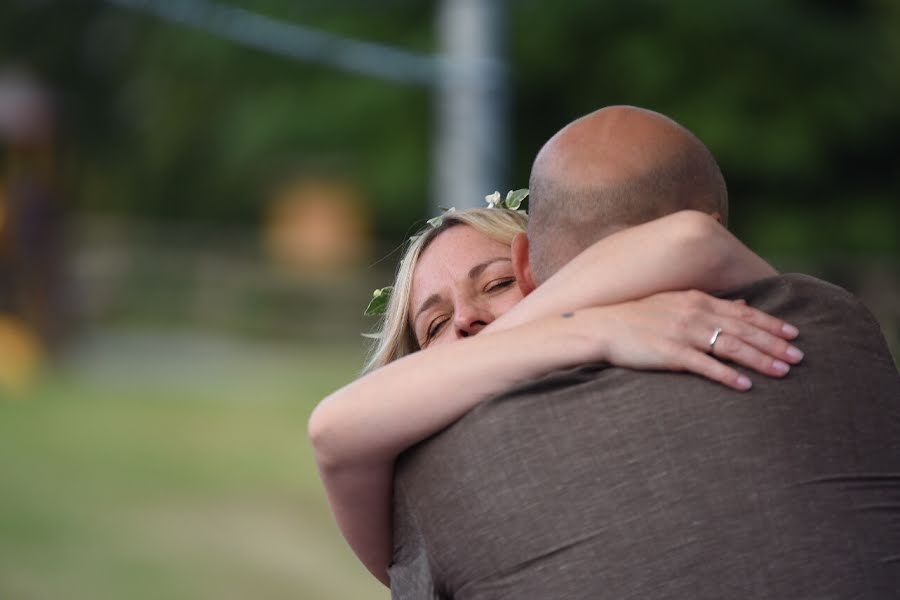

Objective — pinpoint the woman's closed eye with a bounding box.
[485,277,516,293]
[425,316,449,343]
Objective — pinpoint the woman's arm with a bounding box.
[309,293,801,586]
[310,314,589,586]
[490,210,777,333]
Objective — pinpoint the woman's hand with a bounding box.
[571,289,803,391]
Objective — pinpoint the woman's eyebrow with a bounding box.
[467,257,511,280]
[414,294,442,325]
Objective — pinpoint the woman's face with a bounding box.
[410,225,523,349]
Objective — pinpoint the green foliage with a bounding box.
[1,0,897,253]
[509,0,900,254]
[364,285,392,317]
[504,188,528,210]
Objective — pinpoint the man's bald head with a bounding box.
[527,106,728,283]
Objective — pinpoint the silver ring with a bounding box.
[708,327,723,353]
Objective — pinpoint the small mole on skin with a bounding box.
[561,312,575,318]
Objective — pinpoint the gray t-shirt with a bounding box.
[389,274,900,599]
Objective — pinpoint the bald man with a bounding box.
[389,107,900,599]
[525,105,730,283]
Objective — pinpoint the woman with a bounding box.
[309,206,802,586]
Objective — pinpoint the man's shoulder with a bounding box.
[729,273,888,344]
[720,272,857,305]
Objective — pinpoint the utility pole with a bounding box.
[435,0,508,212]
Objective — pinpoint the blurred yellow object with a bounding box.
[0,314,43,396]
[0,184,7,233]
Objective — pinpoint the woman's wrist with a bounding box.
[539,308,612,370]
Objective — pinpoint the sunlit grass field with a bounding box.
[0,330,388,600]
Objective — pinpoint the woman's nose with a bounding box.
[454,303,493,338]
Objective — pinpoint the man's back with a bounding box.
[391,274,900,599]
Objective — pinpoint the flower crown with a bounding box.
[363,189,529,318]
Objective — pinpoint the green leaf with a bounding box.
[364,286,393,316]
[425,206,456,229]
[505,189,529,210]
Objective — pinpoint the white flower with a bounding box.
[485,191,502,208]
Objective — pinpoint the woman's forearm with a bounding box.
[490,210,776,332]
[310,318,588,469]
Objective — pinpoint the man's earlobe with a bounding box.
[511,233,538,296]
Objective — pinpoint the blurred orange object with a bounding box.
[0,314,42,396]
[264,178,372,274]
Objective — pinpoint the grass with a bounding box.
[0,330,388,600]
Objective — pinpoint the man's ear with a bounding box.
[511,233,538,296]
[709,211,723,224]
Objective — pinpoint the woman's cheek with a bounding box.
[428,328,455,348]
[496,289,525,318]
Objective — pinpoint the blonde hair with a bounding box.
[363,207,528,374]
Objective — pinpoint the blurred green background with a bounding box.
[1,1,897,599]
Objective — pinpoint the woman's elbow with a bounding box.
[667,210,731,268]
[307,402,344,472]
[666,209,723,240]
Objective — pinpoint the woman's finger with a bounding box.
[675,347,753,391]
[708,331,792,378]
[717,297,800,340]
[709,317,804,365]
[674,291,798,340]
